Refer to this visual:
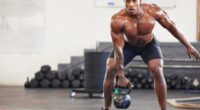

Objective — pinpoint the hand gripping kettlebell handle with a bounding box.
[114,75,132,94]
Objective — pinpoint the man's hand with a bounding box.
[187,47,200,60]
[116,74,133,89]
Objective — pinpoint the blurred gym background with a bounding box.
[0,0,198,86]
[0,0,200,110]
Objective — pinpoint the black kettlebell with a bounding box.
[113,76,132,109]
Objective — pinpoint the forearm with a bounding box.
[168,25,193,49]
[114,47,124,76]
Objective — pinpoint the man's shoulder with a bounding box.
[142,3,164,19]
[110,9,126,31]
[141,3,162,12]
[111,9,126,21]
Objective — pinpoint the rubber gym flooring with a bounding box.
[0,86,199,110]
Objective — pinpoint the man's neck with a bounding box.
[127,7,145,19]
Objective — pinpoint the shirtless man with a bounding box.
[102,0,200,110]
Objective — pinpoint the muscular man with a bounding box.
[103,0,200,110]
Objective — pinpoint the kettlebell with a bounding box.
[113,76,132,109]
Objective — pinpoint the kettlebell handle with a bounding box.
[115,76,132,94]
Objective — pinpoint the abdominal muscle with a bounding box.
[124,33,153,47]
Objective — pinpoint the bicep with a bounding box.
[156,10,175,29]
[150,4,175,29]
[110,18,124,48]
[111,30,124,48]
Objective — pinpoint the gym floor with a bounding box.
[0,86,199,110]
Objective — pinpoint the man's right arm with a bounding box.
[110,16,125,77]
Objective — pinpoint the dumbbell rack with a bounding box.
[70,88,103,98]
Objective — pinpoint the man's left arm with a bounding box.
[152,5,200,60]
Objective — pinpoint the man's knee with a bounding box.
[150,65,162,74]
[148,60,164,82]
[150,66,164,82]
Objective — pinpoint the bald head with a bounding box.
[124,0,142,16]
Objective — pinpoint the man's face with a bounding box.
[124,0,141,15]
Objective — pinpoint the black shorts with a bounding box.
[109,37,163,66]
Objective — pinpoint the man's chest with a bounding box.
[123,15,156,36]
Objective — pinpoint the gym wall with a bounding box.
[0,0,197,85]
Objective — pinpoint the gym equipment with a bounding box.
[135,82,143,89]
[40,79,50,88]
[167,97,200,109]
[113,76,132,109]
[62,80,70,88]
[29,78,39,88]
[24,77,30,88]
[71,80,81,88]
[68,74,75,82]
[71,68,84,78]
[51,79,61,88]
[78,73,84,81]
[35,71,44,81]
[70,51,109,98]
[113,87,132,109]
[41,65,51,73]
[45,71,57,81]
[84,51,109,90]
[57,71,69,81]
